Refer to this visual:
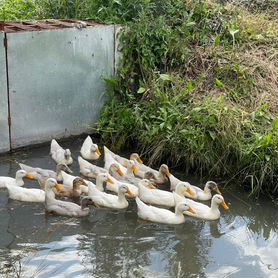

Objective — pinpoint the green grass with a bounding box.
[97,0,278,197]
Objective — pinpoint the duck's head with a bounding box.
[109,164,124,177]
[80,196,94,209]
[144,171,157,181]
[119,184,134,197]
[45,178,62,192]
[205,181,221,194]
[97,173,114,185]
[126,160,138,175]
[16,169,35,180]
[159,164,171,177]
[139,179,156,189]
[130,153,143,164]
[64,149,71,159]
[90,144,101,157]
[176,203,195,215]
[176,182,194,197]
[212,194,229,210]
[73,177,87,190]
[56,163,72,174]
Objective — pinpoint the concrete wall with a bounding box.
[0,24,121,153]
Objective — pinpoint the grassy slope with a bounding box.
[97,0,278,197]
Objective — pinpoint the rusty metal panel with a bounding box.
[2,20,101,33]
[0,32,10,152]
[7,25,114,148]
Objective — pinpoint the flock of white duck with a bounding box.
[0,136,229,224]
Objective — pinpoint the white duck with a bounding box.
[19,162,72,182]
[0,170,34,189]
[4,170,45,202]
[138,179,194,207]
[136,197,195,224]
[88,173,133,209]
[104,146,127,174]
[78,156,107,178]
[80,136,101,160]
[50,139,73,165]
[45,178,92,217]
[174,192,229,220]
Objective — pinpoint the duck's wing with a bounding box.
[0,177,15,188]
[183,197,209,211]
[46,201,80,216]
[190,184,203,192]
[136,197,174,221]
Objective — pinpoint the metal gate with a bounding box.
[0,20,118,152]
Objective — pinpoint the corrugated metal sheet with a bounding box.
[0,32,10,152]
[7,25,114,148]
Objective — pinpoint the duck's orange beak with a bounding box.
[221,201,229,210]
[127,189,134,198]
[186,187,194,197]
[132,165,138,175]
[54,184,62,192]
[148,183,156,189]
[107,177,114,184]
[166,170,171,177]
[116,168,124,176]
[188,207,196,214]
[96,147,101,156]
[25,174,35,180]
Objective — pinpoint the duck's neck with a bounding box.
[65,154,71,162]
[126,166,134,176]
[56,168,63,180]
[210,200,220,212]
[96,178,104,191]
[88,183,94,196]
[175,185,184,196]
[203,186,212,198]
[45,189,56,203]
[73,185,81,195]
[118,191,126,202]
[174,208,183,217]
[15,175,24,186]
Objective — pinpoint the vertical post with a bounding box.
[4,33,12,150]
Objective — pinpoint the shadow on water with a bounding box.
[0,136,277,278]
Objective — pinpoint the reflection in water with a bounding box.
[0,137,277,277]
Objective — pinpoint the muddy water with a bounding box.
[0,137,277,278]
